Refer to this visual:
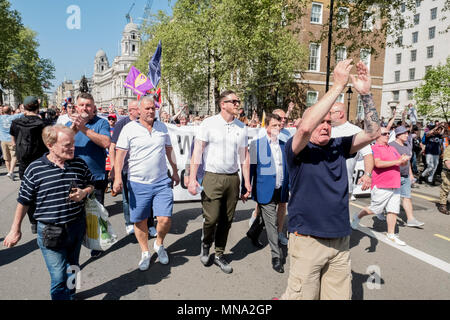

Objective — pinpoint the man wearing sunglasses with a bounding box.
[188,90,251,274]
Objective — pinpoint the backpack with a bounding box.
[12,116,48,163]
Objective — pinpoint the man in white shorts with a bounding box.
[351,127,410,245]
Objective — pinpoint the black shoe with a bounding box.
[437,204,449,215]
[90,250,103,258]
[272,257,284,273]
[418,175,425,184]
[246,231,264,249]
[31,223,37,235]
[214,255,233,274]
[200,243,211,266]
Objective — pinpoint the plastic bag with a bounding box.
[83,193,118,251]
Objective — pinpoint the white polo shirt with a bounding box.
[116,120,171,184]
[196,114,248,174]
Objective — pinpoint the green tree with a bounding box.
[414,57,450,123]
[136,0,308,114]
[0,0,55,104]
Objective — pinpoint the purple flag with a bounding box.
[123,66,153,95]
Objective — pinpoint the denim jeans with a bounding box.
[411,152,418,174]
[422,154,440,183]
[36,217,86,300]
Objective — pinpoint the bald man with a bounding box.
[330,102,374,200]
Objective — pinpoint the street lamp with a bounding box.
[346,86,353,119]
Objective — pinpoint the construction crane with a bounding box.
[125,2,135,23]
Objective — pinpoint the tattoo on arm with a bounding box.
[361,94,380,134]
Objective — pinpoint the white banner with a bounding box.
[165,124,367,201]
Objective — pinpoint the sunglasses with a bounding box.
[381,132,390,136]
[223,100,241,106]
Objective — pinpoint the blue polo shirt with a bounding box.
[67,116,110,181]
[0,114,23,142]
[285,135,356,239]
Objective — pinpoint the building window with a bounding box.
[429,26,436,39]
[124,100,127,106]
[131,33,136,40]
[411,49,417,62]
[310,3,323,24]
[393,91,400,101]
[409,68,415,80]
[407,89,414,100]
[431,7,437,20]
[414,14,420,25]
[425,65,432,74]
[337,7,349,28]
[309,43,321,71]
[360,49,371,70]
[306,91,319,107]
[398,36,403,46]
[362,11,373,31]
[412,32,418,43]
[416,0,421,7]
[336,46,347,63]
[427,46,434,58]
[337,93,345,103]
[396,53,402,64]
[132,44,136,52]
[357,95,364,120]
[395,71,401,82]
[401,3,406,13]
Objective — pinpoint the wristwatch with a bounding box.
[364,172,372,177]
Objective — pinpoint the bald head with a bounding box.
[330,102,347,127]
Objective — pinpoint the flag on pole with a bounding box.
[148,40,162,89]
[124,66,153,95]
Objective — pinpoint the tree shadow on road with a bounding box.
[76,228,202,300]
[0,238,38,267]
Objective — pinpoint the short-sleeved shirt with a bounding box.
[389,141,411,177]
[285,135,356,239]
[0,114,23,142]
[116,120,171,184]
[424,134,442,155]
[331,121,372,157]
[18,154,94,225]
[66,116,110,181]
[111,116,133,173]
[371,144,401,189]
[196,114,248,174]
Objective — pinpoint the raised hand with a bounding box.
[350,61,371,95]
[333,59,353,88]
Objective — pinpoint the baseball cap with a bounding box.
[395,126,408,136]
[108,114,117,120]
[23,96,39,106]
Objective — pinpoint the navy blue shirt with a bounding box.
[424,134,442,156]
[285,135,356,238]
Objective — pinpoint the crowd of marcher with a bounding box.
[1,59,449,301]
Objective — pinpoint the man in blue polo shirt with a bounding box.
[280,60,381,300]
[67,92,111,258]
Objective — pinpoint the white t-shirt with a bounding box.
[196,114,248,174]
[116,120,171,184]
[56,114,71,126]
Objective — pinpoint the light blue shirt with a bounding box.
[0,114,23,142]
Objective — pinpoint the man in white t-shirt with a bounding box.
[113,96,180,271]
[330,102,374,200]
[188,90,251,274]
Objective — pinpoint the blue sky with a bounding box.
[9,0,173,92]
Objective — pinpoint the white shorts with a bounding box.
[368,186,400,215]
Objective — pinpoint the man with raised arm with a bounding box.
[280,60,381,300]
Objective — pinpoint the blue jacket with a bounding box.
[243,134,289,205]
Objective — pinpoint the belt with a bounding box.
[294,231,333,240]
[39,215,84,228]
[206,171,238,176]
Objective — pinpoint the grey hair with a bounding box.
[138,95,156,108]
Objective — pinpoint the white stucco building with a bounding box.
[90,22,141,109]
[381,0,450,120]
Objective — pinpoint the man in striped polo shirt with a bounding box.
[3,125,94,300]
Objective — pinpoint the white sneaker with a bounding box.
[350,214,360,230]
[375,213,386,221]
[406,219,425,227]
[154,241,169,265]
[386,233,406,246]
[138,251,151,271]
[149,226,158,237]
[350,195,356,201]
[248,210,257,227]
[126,225,135,235]
[278,232,288,246]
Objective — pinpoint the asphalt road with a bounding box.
[0,165,449,300]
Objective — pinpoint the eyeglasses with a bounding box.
[381,132,390,136]
[223,100,241,106]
